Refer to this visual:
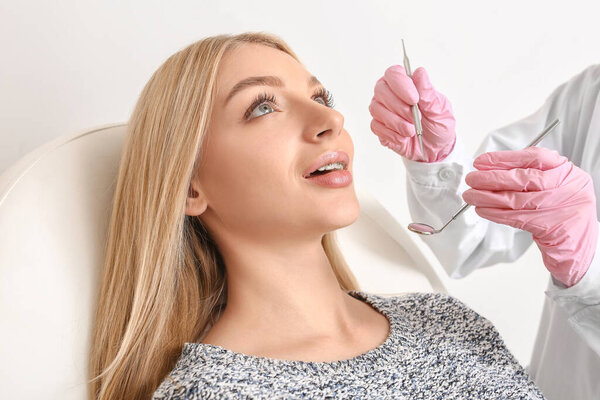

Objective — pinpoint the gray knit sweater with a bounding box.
[152,291,545,399]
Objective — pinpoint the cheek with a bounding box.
[201,138,302,218]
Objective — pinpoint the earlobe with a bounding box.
[185,185,208,216]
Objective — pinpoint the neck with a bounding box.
[211,234,359,343]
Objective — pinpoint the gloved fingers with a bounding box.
[476,205,598,288]
[368,99,416,138]
[472,206,551,236]
[474,206,587,241]
[462,185,578,210]
[534,217,599,287]
[465,162,573,192]
[473,147,568,171]
[412,67,454,120]
[373,78,415,122]
[370,119,410,149]
[382,66,420,105]
[420,116,456,142]
[379,137,418,159]
[371,120,419,159]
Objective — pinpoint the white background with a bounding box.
[1,0,599,366]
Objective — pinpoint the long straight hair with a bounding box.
[88,32,360,400]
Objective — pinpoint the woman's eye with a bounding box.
[244,89,334,121]
[249,102,274,119]
[314,88,335,108]
[245,93,277,120]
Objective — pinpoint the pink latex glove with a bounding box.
[462,147,599,287]
[369,65,456,162]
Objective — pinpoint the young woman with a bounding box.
[89,32,545,399]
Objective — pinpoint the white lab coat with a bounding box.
[402,64,600,400]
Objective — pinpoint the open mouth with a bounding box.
[309,170,333,176]
[305,162,347,178]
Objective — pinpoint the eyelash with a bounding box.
[243,87,336,120]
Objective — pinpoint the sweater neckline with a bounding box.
[180,290,408,371]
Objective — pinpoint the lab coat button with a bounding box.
[438,168,454,181]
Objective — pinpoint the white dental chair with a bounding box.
[0,124,449,399]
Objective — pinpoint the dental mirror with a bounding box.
[408,118,560,235]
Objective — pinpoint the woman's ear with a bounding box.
[185,180,208,216]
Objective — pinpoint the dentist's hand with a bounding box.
[369,66,456,162]
[463,147,599,287]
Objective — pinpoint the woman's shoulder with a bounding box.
[351,290,474,313]
[351,290,497,333]
[355,290,513,361]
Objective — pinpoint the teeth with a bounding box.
[316,162,345,172]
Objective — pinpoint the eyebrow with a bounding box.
[224,75,322,106]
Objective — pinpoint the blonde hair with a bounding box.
[88,32,360,400]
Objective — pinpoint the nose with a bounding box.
[300,99,344,142]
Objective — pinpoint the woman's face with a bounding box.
[187,43,359,244]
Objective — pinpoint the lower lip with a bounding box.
[305,170,353,187]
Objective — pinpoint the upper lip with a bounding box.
[303,150,350,178]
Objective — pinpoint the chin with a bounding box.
[321,193,361,230]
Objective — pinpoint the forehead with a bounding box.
[216,43,310,93]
